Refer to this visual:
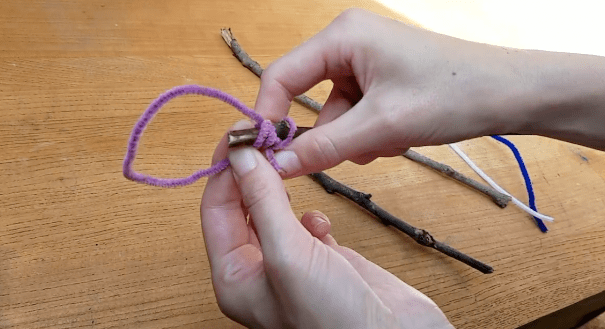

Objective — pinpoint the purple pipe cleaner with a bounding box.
[123,85,296,188]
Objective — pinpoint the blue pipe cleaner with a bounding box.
[491,135,548,233]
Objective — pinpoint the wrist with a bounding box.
[482,49,605,148]
[462,47,544,138]
[521,51,605,148]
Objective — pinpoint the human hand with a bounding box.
[200,125,453,329]
[255,8,545,177]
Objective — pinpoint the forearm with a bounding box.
[492,49,605,150]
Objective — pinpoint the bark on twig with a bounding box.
[227,120,312,148]
[220,28,509,208]
[310,172,493,274]
[221,28,324,113]
[221,28,494,273]
[403,150,511,208]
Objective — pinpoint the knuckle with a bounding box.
[261,63,283,89]
[239,175,276,212]
[260,64,275,83]
[328,8,365,43]
[261,64,294,101]
[334,7,366,25]
[264,238,313,276]
[212,279,239,318]
[351,153,377,165]
[214,293,235,318]
[376,99,403,137]
[260,65,278,90]
[336,245,365,263]
[266,247,296,272]
[307,132,343,168]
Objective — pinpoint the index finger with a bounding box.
[200,126,251,266]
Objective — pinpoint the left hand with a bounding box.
[199,124,453,329]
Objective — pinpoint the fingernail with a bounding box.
[229,148,258,178]
[274,150,302,175]
[310,214,327,227]
[310,212,330,236]
[230,119,255,131]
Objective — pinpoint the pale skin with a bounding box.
[201,8,605,329]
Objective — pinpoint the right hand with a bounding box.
[256,8,538,177]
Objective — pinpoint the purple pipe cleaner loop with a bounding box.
[251,117,297,170]
[123,85,296,188]
[253,120,274,149]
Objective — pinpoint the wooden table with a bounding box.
[1,1,604,328]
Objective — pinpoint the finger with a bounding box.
[212,120,255,166]
[300,211,339,246]
[274,97,379,177]
[350,151,380,166]
[201,125,280,327]
[228,147,311,259]
[300,210,332,239]
[320,233,338,247]
[314,77,361,127]
[247,222,261,249]
[349,147,409,165]
[253,18,357,121]
[200,141,249,267]
[246,213,261,249]
[200,120,257,265]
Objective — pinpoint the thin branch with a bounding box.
[221,28,324,112]
[221,28,494,273]
[227,120,312,147]
[403,150,511,208]
[310,172,493,274]
[220,28,509,208]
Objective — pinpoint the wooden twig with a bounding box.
[310,172,493,273]
[220,28,509,208]
[221,28,324,112]
[227,120,312,147]
[403,150,511,208]
[221,28,494,273]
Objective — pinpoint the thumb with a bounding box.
[228,147,309,255]
[274,99,378,177]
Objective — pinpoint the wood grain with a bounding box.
[1,1,604,328]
